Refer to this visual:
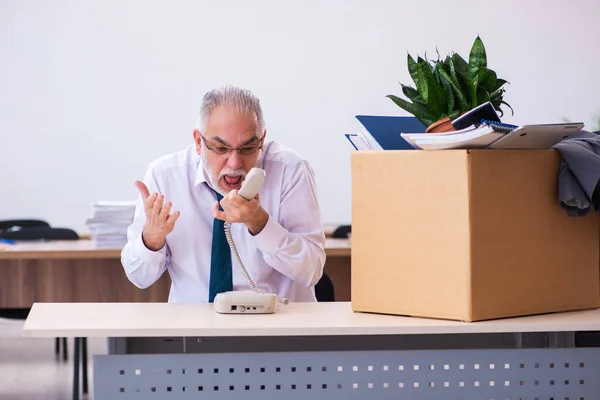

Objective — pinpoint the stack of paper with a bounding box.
[401,125,505,150]
[345,132,377,150]
[85,201,136,248]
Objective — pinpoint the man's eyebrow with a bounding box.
[211,137,231,146]
[240,136,260,146]
[211,136,260,147]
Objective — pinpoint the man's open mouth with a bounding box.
[222,175,243,188]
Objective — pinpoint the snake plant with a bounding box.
[387,36,513,128]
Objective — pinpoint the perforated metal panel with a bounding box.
[94,348,600,399]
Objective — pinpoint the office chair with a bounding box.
[1,226,79,241]
[315,271,335,302]
[331,224,351,239]
[0,218,79,241]
[0,219,50,231]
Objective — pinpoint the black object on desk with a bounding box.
[332,225,351,239]
[315,272,335,302]
[451,101,501,130]
[0,219,79,241]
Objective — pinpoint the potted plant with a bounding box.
[387,36,513,133]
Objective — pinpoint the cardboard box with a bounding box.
[350,150,599,322]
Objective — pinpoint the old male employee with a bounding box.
[121,85,326,303]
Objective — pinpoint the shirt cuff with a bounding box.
[131,234,167,264]
[252,215,287,253]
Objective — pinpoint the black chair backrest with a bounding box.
[1,227,79,241]
[315,271,335,302]
[332,225,351,239]
[0,219,50,231]
[0,219,79,241]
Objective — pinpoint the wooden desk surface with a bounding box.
[0,238,350,260]
[22,302,600,338]
[76,224,343,240]
[0,239,351,307]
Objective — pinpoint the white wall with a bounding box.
[1,0,599,232]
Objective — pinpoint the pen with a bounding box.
[0,239,16,245]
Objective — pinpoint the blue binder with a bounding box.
[355,115,426,150]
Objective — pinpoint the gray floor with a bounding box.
[0,317,106,400]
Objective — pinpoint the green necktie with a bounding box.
[208,190,233,302]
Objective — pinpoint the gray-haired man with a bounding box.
[121,85,326,303]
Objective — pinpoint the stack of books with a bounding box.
[85,201,136,248]
[344,115,584,151]
[400,123,513,150]
[401,121,584,150]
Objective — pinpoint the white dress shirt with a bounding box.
[121,141,326,303]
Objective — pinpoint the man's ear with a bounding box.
[193,129,202,155]
[261,129,267,142]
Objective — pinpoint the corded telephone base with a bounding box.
[214,291,277,314]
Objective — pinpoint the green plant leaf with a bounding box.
[491,78,508,93]
[447,59,460,88]
[451,53,472,104]
[438,72,455,114]
[490,87,505,102]
[477,88,491,105]
[469,36,487,80]
[445,59,468,112]
[407,54,419,89]
[481,68,497,93]
[457,74,472,105]
[438,69,468,112]
[490,99,514,117]
[491,100,504,117]
[386,95,436,126]
[451,53,469,81]
[401,84,425,105]
[448,110,461,119]
[448,56,457,78]
[470,72,480,109]
[472,68,488,106]
[432,62,441,84]
[439,56,452,75]
[416,57,447,117]
[500,100,514,116]
[415,57,431,102]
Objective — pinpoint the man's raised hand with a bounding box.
[135,181,180,251]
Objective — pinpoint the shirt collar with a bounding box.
[194,154,210,188]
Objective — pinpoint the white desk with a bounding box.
[23,302,600,399]
[21,302,600,338]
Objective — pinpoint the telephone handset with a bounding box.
[214,167,290,314]
[236,167,266,201]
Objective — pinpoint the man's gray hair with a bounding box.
[197,85,265,136]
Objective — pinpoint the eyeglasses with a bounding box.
[201,134,263,156]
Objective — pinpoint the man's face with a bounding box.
[194,106,265,196]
